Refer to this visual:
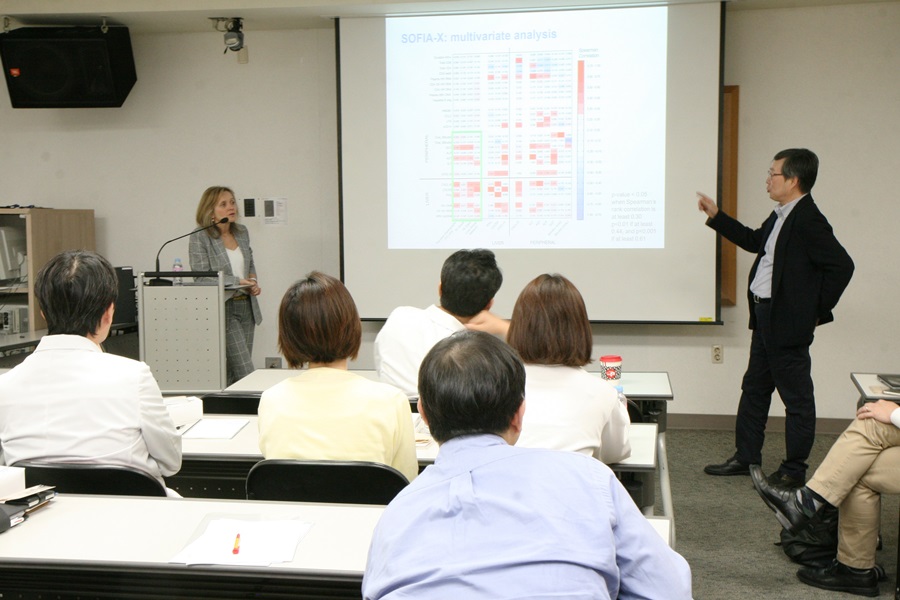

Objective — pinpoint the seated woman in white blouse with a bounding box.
[508,274,631,464]
[257,272,418,481]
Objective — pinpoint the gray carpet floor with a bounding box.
[664,428,898,599]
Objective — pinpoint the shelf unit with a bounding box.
[0,208,95,333]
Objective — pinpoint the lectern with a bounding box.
[138,271,226,393]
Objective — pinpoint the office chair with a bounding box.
[246,459,409,505]
[200,392,261,415]
[17,461,167,497]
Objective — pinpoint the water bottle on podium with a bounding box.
[172,257,184,286]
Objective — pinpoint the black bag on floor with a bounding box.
[777,505,838,568]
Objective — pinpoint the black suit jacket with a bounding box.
[708,194,854,346]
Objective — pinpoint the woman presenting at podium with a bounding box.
[189,186,262,384]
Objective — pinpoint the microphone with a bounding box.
[149,217,229,286]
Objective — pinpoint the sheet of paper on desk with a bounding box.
[164,396,203,428]
[170,518,312,566]
[181,418,249,439]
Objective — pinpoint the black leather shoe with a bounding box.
[704,456,750,476]
[797,560,879,597]
[767,470,805,488]
[750,464,818,533]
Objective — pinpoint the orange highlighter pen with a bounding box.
[232,533,241,555]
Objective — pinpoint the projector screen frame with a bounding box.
[337,2,727,326]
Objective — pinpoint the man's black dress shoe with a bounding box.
[766,470,805,489]
[703,456,750,476]
[797,560,879,597]
[750,464,818,533]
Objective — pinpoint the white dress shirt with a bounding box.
[750,195,803,298]
[0,335,182,484]
[374,304,466,397]
[515,364,631,463]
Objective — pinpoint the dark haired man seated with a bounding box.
[0,250,181,491]
[374,249,504,397]
[363,331,691,599]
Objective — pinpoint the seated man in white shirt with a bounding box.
[0,250,182,490]
[363,331,693,600]
[374,249,503,397]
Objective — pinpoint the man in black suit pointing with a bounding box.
[698,148,854,487]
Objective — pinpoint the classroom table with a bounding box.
[0,494,674,598]
[224,368,676,541]
[0,494,382,599]
[172,415,657,501]
[170,414,435,498]
[0,328,45,356]
[851,372,899,404]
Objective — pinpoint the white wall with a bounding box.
[0,27,340,371]
[1,2,898,419]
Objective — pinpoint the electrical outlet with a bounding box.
[711,345,723,364]
[265,357,282,369]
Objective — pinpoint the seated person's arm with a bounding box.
[598,399,632,464]
[603,468,692,599]
[391,393,419,482]
[464,310,510,338]
[138,365,183,475]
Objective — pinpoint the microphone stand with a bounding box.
[148,218,228,286]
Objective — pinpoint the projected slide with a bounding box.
[386,8,667,250]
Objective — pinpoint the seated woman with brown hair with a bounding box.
[507,273,630,464]
[257,272,417,481]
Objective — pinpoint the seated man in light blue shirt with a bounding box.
[363,331,692,600]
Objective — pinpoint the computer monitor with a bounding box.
[114,266,137,325]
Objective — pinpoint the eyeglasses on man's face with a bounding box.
[766,170,784,180]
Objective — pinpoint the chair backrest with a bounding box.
[17,461,167,497]
[201,392,261,415]
[246,459,409,505]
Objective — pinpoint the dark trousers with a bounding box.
[734,302,816,480]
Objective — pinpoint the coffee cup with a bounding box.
[599,355,622,383]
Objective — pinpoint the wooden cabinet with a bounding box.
[0,208,95,333]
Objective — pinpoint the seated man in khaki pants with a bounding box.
[751,398,900,597]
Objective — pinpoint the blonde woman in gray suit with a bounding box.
[189,186,263,384]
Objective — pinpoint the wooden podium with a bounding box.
[138,271,226,393]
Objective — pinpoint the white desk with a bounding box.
[180,415,655,471]
[225,367,308,392]
[609,423,658,473]
[225,368,676,542]
[647,516,673,547]
[228,369,672,399]
[180,415,436,463]
[175,415,659,526]
[0,494,381,598]
[229,369,673,399]
[0,494,673,597]
[851,373,897,401]
[171,415,438,498]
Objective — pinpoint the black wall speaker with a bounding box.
[0,26,137,108]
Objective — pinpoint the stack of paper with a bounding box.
[181,418,249,439]
[170,518,312,566]
[164,396,203,428]
[0,466,24,498]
